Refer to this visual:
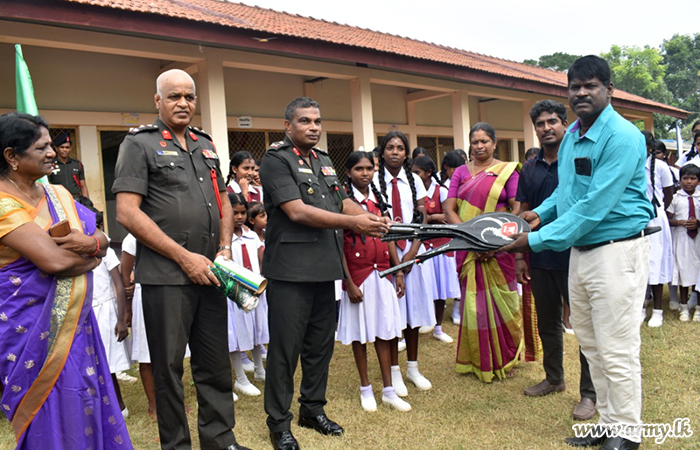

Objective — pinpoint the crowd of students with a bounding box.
[93,122,700,422]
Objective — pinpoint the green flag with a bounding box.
[15,44,38,115]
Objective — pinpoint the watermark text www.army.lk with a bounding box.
[572,419,693,444]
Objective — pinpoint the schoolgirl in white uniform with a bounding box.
[373,131,436,395]
[338,151,410,412]
[411,156,461,343]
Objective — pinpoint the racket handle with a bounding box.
[378,258,419,278]
[381,234,415,242]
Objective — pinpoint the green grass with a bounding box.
[2,299,700,449]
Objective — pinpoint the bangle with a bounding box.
[395,272,404,277]
[217,246,231,251]
[88,235,100,257]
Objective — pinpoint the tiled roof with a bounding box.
[64,0,685,115]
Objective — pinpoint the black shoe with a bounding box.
[297,414,344,436]
[565,426,607,447]
[270,430,300,450]
[222,444,252,450]
[598,437,640,450]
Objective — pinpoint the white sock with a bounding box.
[407,360,420,378]
[382,386,398,399]
[652,309,663,317]
[252,346,264,374]
[230,352,251,385]
[360,384,373,398]
[434,325,443,335]
[452,300,461,315]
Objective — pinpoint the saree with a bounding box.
[453,162,525,382]
[0,185,132,449]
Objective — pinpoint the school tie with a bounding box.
[391,178,406,250]
[240,242,253,270]
[688,197,698,239]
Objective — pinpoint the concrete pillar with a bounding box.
[451,91,471,150]
[510,138,519,162]
[76,125,105,212]
[197,52,230,175]
[407,101,418,151]
[350,72,375,151]
[522,100,536,152]
[643,116,653,131]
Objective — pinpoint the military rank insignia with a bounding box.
[321,166,336,177]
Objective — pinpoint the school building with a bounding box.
[0,0,688,239]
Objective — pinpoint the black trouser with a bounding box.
[142,284,236,450]
[264,279,336,432]
[530,268,595,401]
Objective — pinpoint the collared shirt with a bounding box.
[529,104,654,252]
[112,117,226,285]
[373,166,427,223]
[260,136,347,282]
[49,157,84,197]
[516,149,569,270]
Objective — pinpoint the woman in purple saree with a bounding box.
[444,123,524,383]
[0,113,132,449]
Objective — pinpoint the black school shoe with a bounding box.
[297,414,344,436]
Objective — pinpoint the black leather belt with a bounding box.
[573,226,660,251]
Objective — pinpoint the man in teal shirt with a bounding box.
[504,56,653,450]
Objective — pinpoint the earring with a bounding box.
[11,164,17,171]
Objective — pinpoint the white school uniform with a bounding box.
[667,190,700,287]
[228,179,264,202]
[645,156,674,284]
[425,179,461,300]
[337,188,403,344]
[92,247,131,373]
[228,228,267,351]
[122,234,150,363]
[374,167,437,328]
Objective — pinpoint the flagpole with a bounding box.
[15,44,48,184]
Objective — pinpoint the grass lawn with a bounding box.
[2,299,699,449]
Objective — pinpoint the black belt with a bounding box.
[573,226,660,251]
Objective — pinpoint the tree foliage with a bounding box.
[523,52,582,72]
[662,33,700,128]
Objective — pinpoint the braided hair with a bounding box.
[377,131,422,223]
[226,151,254,186]
[642,131,660,207]
[344,150,390,215]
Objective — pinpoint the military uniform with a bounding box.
[260,136,347,432]
[49,157,85,197]
[112,117,236,450]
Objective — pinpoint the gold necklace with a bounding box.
[469,159,496,177]
[6,177,41,206]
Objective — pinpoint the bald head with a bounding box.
[156,69,196,97]
[155,69,197,132]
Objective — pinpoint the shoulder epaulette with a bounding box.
[268,141,285,151]
[128,124,158,135]
[189,126,213,141]
[314,147,329,156]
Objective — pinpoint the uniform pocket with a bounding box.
[155,158,187,190]
[296,176,322,205]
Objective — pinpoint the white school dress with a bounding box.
[425,179,461,300]
[337,188,403,344]
[122,234,150,363]
[228,228,266,351]
[374,167,437,328]
[228,179,264,202]
[667,190,700,287]
[645,156,674,284]
[92,247,131,373]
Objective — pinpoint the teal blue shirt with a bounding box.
[528,104,654,252]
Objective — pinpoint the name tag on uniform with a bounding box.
[321,166,336,176]
[202,149,219,159]
[297,167,313,174]
[157,150,179,156]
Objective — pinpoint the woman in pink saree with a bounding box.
[443,123,523,382]
[0,113,132,449]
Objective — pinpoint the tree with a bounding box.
[602,45,674,137]
[662,33,700,135]
[523,52,581,72]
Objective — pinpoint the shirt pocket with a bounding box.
[295,174,322,206]
[154,158,188,191]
